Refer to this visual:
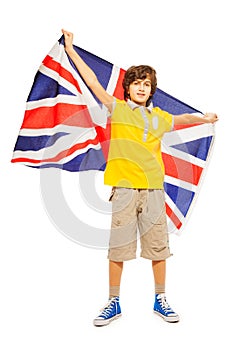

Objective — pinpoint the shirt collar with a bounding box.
[127,99,153,113]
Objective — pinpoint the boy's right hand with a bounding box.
[61,29,74,52]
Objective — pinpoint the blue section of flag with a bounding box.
[75,47,113,91]
[154,89,200,115]
[37,148,106,171]
[164,182,195,217]
[65,40,113,105]
[14,132,69,152]
[28,72,75,101]
[171,136,213,161]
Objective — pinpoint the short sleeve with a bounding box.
[108,97,119,118]
[153,107,174,132]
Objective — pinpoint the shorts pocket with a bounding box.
[140,220,169,254]
[109,187,117,202]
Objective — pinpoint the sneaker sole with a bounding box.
[153,310,180,323]
[93,313,122,327]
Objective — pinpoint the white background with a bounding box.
[1,0,232,349]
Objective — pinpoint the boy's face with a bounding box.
[128,75,152,106]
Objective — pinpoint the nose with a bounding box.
[139,82,144,91]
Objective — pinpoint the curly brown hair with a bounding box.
[122,65,157,106]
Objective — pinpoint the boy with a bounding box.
[62,29,218,326]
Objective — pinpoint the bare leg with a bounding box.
[109,260,123,297]
[152,260,166,294]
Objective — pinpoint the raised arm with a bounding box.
[62,29,114,113]
[174,112,218,125]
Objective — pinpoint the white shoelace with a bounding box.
[158,294,174,313]
[99,299,115,317]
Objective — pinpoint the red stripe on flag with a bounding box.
[113,68,125,100]
[162,153,203,186]
[43,55,82,94]
[22,104,93,129]
[94,120,111,161]
[173,123,201,130]
[165,203,182,229]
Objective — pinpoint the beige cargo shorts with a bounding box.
[107,187,172,261]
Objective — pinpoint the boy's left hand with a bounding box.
[204,113,219,123]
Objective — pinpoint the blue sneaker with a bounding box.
[93,296,122,326]
[154,293,179,323]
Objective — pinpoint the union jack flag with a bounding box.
[11,36,215,234]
